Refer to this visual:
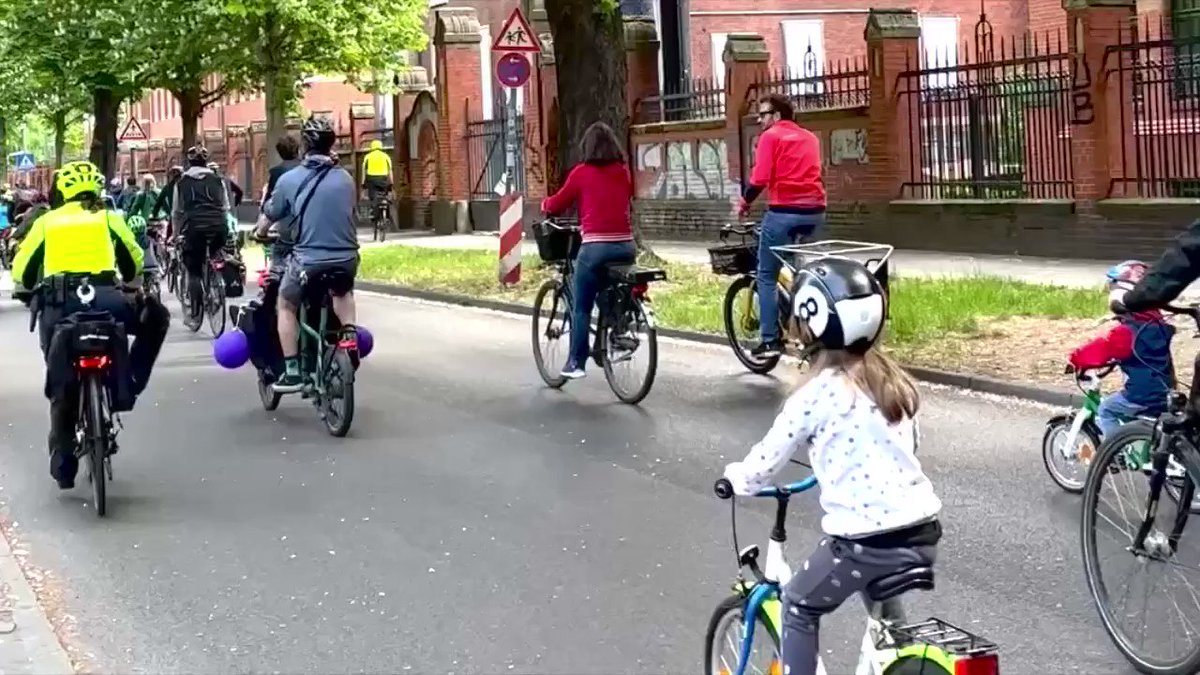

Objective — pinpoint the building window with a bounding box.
[920,16,959,88]
[1173,0,1200,99]
[710,32,728,87]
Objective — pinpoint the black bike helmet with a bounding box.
[301,116,336,155]
[791,257,887,355]
[186,145,210,166]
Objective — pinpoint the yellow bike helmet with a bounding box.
[56,161,104,201]
[370,139,383,151]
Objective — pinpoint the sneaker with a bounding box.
[183,313,201,331]
[561,366,586,380]
[50,451,77,490]
[750,341,782,358]
[272,371,305,394]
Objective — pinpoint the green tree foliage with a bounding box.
[222,0,428,163]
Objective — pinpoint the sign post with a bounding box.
[491,7,541,286]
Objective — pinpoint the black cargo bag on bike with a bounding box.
[44,313,134,413]
[237,298,284,377]
[222,256,247,298]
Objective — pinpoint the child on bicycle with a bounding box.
[1069,260,1175,437]
[722,256,941,675]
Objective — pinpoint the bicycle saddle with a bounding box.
[865,565,935,602]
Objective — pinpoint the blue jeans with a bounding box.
[757,211,825,343]
[568,240,637,370]
[1097,391,1148,437]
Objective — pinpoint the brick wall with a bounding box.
[688,0,1028,81]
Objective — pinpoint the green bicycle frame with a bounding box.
[297,303,335,393]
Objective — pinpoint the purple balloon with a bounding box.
[213,329,250,369]
[356,326,374,359]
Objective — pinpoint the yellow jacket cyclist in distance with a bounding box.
[12,200,144,291]
[361,140,392,180]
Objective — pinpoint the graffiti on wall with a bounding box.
[634,138,739,200]
[830,129,868,165]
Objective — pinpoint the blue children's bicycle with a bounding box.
[706,475,1000,675]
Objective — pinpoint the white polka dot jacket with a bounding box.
[722,368,943,538]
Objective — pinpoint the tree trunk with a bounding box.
[260,11,292,167]
[544,0,658,260]
[53,110,66,167]
[175,86,203,152]
[89,87,120,180]
[0,116,7,166]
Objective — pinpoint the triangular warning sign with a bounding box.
[491,8,542,53]
[119,117,148,142]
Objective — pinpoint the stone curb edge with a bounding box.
[357,281,1077,408]
[0,527,75,673]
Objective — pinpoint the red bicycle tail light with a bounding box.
[76,355,110,371]
[955,653,999,675]
[338,337,358,350]
[632,283,649,300]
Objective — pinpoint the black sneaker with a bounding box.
[750,341,782,358]
[50,451,78,490]
[273,371,304,394]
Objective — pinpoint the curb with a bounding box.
[357,281,1076,408]
[0,528,74,674]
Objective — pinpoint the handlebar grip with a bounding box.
[714,478,734,500]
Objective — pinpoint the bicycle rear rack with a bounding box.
[769,239,895,292]
[881,617,998,658]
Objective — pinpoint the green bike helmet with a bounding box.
[127,214,147,235]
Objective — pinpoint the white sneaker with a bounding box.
[561,367,586,380]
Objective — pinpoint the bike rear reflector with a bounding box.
[632,283,649,299]
[338,338,358,350]
[955,653,999,675]
[76,355,110,371]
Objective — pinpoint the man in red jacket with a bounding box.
[738,93,827,357]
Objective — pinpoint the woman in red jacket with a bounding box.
[541,122,635,380]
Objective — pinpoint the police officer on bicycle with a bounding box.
[360,139,392,217]
[10,161,170,489]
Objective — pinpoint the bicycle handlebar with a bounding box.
[540,217,579,232]
[713,476,818,500]
[719,222,758,242]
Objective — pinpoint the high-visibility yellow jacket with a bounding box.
[12,201,143,290]
[361,149,392,179]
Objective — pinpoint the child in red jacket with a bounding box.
[1069,260,1175,436]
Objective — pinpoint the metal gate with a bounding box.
[466,110,526,200]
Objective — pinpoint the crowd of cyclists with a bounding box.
[8,91,1200,673]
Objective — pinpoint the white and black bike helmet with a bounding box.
[791,257,887,354]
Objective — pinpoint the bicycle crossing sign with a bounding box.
[492,7,542,53]
[119,116,148,142]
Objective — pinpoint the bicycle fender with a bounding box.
[881,645,954,674]
[642,303,657,329]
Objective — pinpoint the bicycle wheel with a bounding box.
[206,268,227,337]
[1081,421,1200,674]
[704,594,780,675]
[321,349,355,437]
[531,279,571,389]
[723,276,780,375]
[601,295,657,405]
[82,374,109,518]
[257,370,281,411]
[1042,414,1101,494]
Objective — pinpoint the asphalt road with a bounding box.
[0,289,1132,673]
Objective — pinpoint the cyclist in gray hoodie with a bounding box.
[262,116,360,393]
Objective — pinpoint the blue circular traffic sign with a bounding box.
[496,52,532,89]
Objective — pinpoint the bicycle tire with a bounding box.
[83,374,108,518]
[601,296,657,405]
[1081,420,1200,674]
[723,276,781,375]
[531,279,570,389]
[321,350,355,437]
[704,594,780,675]
[258,370,281,411]
[1042,414,1101,494]
[206,267,226,338]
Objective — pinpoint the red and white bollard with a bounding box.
[498,193,523,286]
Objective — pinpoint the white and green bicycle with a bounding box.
[706,476,999,675]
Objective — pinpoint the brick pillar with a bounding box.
[722,33,770,188]
[625,15,661,124]
[434,7,483,233]
[393,67,431,229]
[1065,0,1134,202]
[863,9,921,202]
